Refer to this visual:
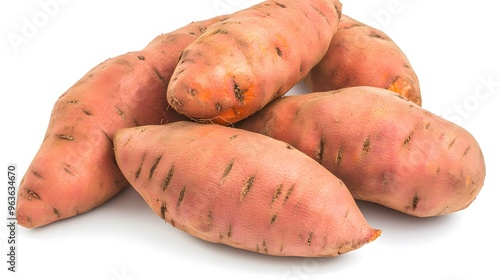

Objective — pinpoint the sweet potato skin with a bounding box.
[236,87,485,217]
[113,121,380,257]
[303,15,422,106]
[16,16,225,228]
[167,0,343,125]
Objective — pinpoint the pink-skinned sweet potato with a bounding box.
[16,16,226,228]
[167,0,343,125]
[113,121,381,257]
[236,86,485,217]
[303,14,422,106]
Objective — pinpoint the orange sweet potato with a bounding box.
[16,16,225,228]
[113,121,381,257]
[236,86,485,217]
[303,14,422,106]
[167,0,343,125]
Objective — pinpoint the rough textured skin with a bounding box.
[303,15,422,106]
[236,87,485,217]
[16,16,226,228]
[113,122,380,257]
[167,0,343,125]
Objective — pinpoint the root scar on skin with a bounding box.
[316,133,325,164]
[240,176,255,200]
[403,131,414,148]
[135,153,146,180]
[336,146,343,166]
[177,186,186,207]
[149,155,163,180]
[162,165,175,191]
[222,160,234,179]
[362,137,371,157]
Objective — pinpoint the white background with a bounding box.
[1,1,499,279]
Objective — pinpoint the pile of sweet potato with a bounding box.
[17,0,485,258]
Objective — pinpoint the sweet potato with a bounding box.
[303,15,422,106]
[167,0,343,125]
[113,121,381,257]
[16,16,226,228]
[236,86,485,217]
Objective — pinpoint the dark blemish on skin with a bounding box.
[235,38,249,49]
[153,67,168,87]
[162,166,175,191]
[316,133,325,164]
[275,1,286,8]
[229,134,239,140]
[82,109,92,116]
[53,207,60,218]
[57,134,75,141]
[149,156,163,180]
[341,23,363,31]
[177,186,186,207]
[262,240,268,254]
[336,146,343,166]
[115,106,125,118]
[135,153,146,180]
[449,138,457,149]
[435,167,441,176]
[214,29,230,35]
[362,137,371,157]
[368,32,389,40]
[160,202,167,219]
[403,131,414,148]
[227,223,233,238]
[463,146,471,157]
[25,188,41,200]
[32,171,43,179]
[276,47,283,57]
[199,25,209,33]
[307,232,313,247]
[270,214,278,225]
[207,210,214,228]
[63,163,74,176]
[283,185,295,204]
[310,4,330,25]
[271,184,283,205]
[177,50,185,62]
[233,78,245,103]
[412,195,420,210]
[240,176,255,200]
[222,160,234,179]
[138,55,145,60]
